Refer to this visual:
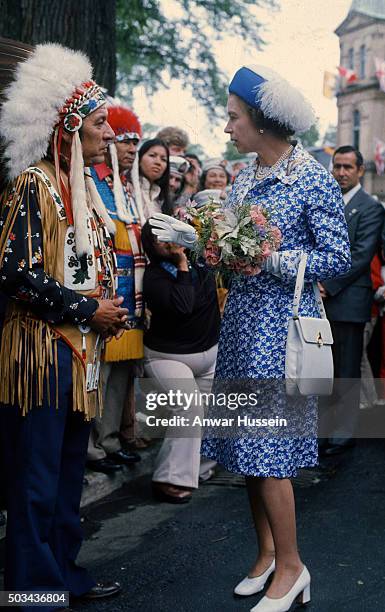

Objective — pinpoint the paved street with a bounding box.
[69,439,385,612]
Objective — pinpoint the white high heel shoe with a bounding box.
[250,565,311,612]
[234,559,275,596]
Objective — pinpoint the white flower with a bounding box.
[215,210,239,239]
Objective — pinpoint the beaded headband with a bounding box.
[60,81,106,132]
[115,131,140,142]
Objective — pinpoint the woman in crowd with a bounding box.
[133,138,172,220]
[141,221,220,504]
[153,65,350,611]
[168,155,190,208]
[199,159,230,191]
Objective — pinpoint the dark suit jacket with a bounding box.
[323,187,384,323]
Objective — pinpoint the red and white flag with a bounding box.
[337,66,358,83]
[374,57,385,92]
[374,139,385,175]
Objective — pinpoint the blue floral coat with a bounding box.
[202,143,351,477]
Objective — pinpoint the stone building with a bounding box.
[335,0,385,196]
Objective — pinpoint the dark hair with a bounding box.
[185,152,202,167]
[333,145,364,168]
[141,220,163,263]
[138,138,172,214]
[247,107,295,139]
[200,165,231,190]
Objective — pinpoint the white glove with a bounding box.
[263,252,282,278]
[149,212,197,248]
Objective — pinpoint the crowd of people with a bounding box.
[0,35,384,612]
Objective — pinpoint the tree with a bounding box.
[185,143,206,161]
[141,122,161,141]
[0,0,279,118]
[299,123,320,149]
[222,141,246,161]
[0,0,116,93]
[116,0,279,118]
[323,124,337,147]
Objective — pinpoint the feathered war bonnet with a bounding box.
[0,37,109,257]
[228,65,315,134]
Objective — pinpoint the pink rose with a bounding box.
[271,226,282,248]
[243,264,261,276]
[260,241,272,258]
[204,244,221,267]
[205,252,221,266]
[250,205,267,227]
[233,258,261,276]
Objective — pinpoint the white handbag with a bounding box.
[285,253,334,396]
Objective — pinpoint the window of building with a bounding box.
[348,47,354,70]
[359,44,366,78]
[353,110,360,150]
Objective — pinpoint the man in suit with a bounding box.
[319,145,384,455]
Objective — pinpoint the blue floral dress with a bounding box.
[201,143,351,478]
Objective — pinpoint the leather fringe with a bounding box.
[0,313,56,415]
[0,312,99,419]
[104,329,143,362]
[71,352,98,421]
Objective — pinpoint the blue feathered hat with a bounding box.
[229,65,315,134]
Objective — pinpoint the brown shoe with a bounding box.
[152,482,193,504]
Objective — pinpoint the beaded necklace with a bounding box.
[255,145,294,181]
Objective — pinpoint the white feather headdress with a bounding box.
[0,43,92,179]
[0,42,109,258]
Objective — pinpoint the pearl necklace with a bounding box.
[255,145,294,181]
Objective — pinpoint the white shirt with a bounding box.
[139,176,162,219]
[342,182,361,206]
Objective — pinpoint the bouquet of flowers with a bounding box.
[186,201,282,276]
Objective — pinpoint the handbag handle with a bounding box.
[292,253,327,320]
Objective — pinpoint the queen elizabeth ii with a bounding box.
[150,65,350,612]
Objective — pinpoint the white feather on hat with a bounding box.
[247,64,316,134]
[0,43,92,179]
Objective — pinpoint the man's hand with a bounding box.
[317,282,328,299]
[167,243,189,271]
[90,296,129,338]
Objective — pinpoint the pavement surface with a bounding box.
[65,438,385,612]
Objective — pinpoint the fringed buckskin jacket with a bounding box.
[0,161,116,419]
